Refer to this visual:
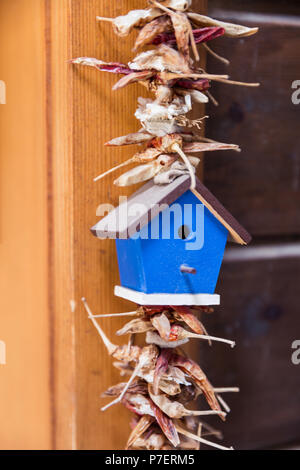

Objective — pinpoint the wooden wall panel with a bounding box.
[199,250,300,449]
[204,8,300,237]
[0,0,51,450]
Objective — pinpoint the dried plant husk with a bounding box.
[123,393,180,447]
[134,146,163,160]
[153,348,173,394]
[154,158,198,184]
[187,12,259,38]
[112,344,142,362]
[131,432,166,450]
[123,393,154,416]
[154,85,175,104]
[143,306,168,316]
[159,0,192,11]
[169,353,224,420]
[175,384,198,405]
[111,362,184,396]
[140,345,160,373]
[113,70,154,91]
[135,96,192,135]
[102,380,148,398]
[170,12,191,60]
[116,318,154,336]
[126,415,156,449]
[94,147,165,183]
[183,141,241,153]
[150,401,180,447]
[146,330,189,348]
[150,132,182,152]
[105,131,152,147]
[114,162,160,187]
[99,9,163,37]
[165,365,191,387]
[176,87,208,103]
[134,15,172,51]
[149,386,189,418]
[114,154,177,186]
[148,385,225,419]
[70,57,131,74]
[172,306,205,334]
[129,44,191,74]
[156,378,181,396]
[167,324,235,347]
[152,26,224,47]
[101,345,160,412]
[150,312,171,341]
[176,77,210,91]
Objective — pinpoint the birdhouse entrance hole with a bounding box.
[178,224,190,240]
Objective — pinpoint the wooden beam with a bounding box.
[0,0,51,450]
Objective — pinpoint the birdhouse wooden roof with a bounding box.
[91,175,251,245]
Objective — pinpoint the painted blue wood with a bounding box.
[115,190,228,295]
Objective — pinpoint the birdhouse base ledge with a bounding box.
[114,286,220,306]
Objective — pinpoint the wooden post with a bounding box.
[0,0,206,450]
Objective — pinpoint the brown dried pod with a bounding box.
[126,415,155,450]
[132,432,166,450]
[171,305,206,335]
[158,0,192,11]
[150,312,171,341]
[96,9,163,37]
[150,0,198,60]
[150,401,180,447]
[113,70,154,91]
[129,44,191,74]
[169,353,224,420]
[187,12,258,38]
[168,324,236,348]
[102,380,148,398]
[170,12,191,60]
[148,385,226,419]
[102,345,159,412]
[94,147,163,182]
[183,141,241,153]
[105,131,153,147]
[153,349,173,394]
[146,330,189,348]
[114,154,177,187]
[134,15,172,51]
[116,318,154,336]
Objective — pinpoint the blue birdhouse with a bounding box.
[91,175,251,306]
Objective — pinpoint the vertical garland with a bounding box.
[72,1,259,450]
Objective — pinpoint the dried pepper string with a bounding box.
[76,0,259,450]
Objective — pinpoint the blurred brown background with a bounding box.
[200,0,300,450]
[0,0,299,450]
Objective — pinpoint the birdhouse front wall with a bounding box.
[116,190,228,295]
